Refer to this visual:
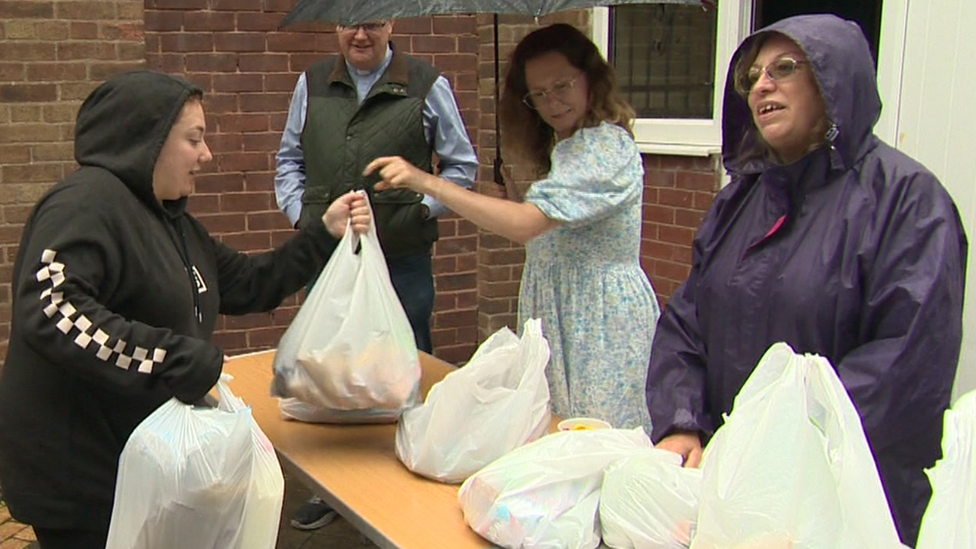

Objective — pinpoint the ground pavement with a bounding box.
[0,472,378,549]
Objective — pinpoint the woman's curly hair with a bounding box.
[499,23,634,174]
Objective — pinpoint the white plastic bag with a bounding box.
[691,342,902,549]
[214,375,285,548]
[459,427,654,549]
[106,374,284,549]
[271,201,421,423]
[395,318,551,483]
[916,389,976,549]
[600,450,701,549]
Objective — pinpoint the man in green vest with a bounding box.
[274,18,479,531]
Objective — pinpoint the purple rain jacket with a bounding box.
[645,14,967,545]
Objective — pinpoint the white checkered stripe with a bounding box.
[36,249,167,374]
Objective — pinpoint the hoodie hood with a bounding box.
[74,70,203,213]
[722,14,882,175]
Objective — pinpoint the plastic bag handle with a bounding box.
[335,191,379,259]
[336,196,387,274]
[215,373,247,412]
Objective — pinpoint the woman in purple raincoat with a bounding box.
[645,14,967,545]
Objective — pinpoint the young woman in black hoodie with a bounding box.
[0,70,370,548]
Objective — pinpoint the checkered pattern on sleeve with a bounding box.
[35,249,167,374]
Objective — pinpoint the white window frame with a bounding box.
[592,1,753,157]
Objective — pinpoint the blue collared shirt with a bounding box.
[274,46,479,225]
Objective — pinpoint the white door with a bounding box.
[877,0,976,402]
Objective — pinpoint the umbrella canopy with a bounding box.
[280,0,698,27]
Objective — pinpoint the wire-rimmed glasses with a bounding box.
[522,76,580,109]
[735,56,808,95]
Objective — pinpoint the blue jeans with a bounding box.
[386,252,434,354]
[307,252,434,354]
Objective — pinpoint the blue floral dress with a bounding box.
[519,122,659,434]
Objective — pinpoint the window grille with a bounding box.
[610,4,718,119]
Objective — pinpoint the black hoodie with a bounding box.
[0,71,337,530]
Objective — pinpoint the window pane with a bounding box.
[610,5,718,119]
[756,0,882,64]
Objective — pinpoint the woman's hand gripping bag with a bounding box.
[395,318,551,483]
[916,389,976,549]
[690,343,902,549]
[106,374,285,549]
[458,427,655,549]
[271,200,421,423]
[599,450,702,549]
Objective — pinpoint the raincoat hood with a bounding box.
[74,70,203,214]
[722,14,881,174]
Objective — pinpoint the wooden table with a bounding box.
[224,350,506,549]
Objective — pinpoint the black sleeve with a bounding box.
[211,220,339,315]
[13,188,223,404]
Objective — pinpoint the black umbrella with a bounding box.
[279,0,701,185]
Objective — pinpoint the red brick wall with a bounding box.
[0,0,146,369]
[642,155,720,300]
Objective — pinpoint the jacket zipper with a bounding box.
[169,217,203,324]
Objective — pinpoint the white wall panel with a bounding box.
[880,0,976,402]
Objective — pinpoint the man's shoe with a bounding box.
[290,495,338,531]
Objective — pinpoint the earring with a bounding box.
[824,122,839,143]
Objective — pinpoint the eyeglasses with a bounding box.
[735,57,808,95]
[522,76,580,109]
[337,21,388,34]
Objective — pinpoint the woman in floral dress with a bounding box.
[366,23,658,433]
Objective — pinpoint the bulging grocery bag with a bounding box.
[599,450,701,549]
[395,318,551,483]
[271,198,421,423]
[214,374,286,548]
[106,374,284,549]
[459,427,655,549]
[691,342,902,549]
[916,389,976,549]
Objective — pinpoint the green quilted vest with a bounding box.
[300,50,440,258]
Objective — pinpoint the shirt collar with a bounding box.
[345,45,393,78]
